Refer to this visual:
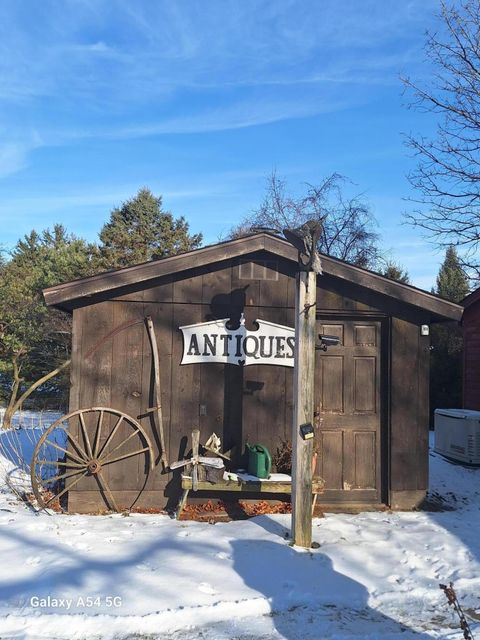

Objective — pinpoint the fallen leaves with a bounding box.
[180,499,292,520]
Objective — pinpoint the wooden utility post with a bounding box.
[284,221,322,548]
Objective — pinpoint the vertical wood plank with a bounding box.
[108,302,145,492]
[390,318,419,493]
[68,308,83,412]
[75,302,114,495]
[167,303,202,502]
[416,331,430,491]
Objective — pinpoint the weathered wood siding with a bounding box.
[67,250,430,512]
[390,317,430,509]
[463,304,480,410]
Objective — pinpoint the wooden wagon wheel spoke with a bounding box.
[44,440,86,465]
[97,416,124,459]
[93,410,104,458]
[65,430,89,462]
[42,467,87,486]
[98,427,142,463]
[101,446,151,466]
[44,471,88,507]
[31,408,154,513]
[95,470,119,512]
[36,459,86,469]
[78,412,93,459]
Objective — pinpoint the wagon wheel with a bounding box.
[30,408,154,513]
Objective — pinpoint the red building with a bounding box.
[463,288,480,410]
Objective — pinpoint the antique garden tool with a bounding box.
[145,316,168,470]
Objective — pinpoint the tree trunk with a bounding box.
[2,358,71,430]
[2,355,23,430]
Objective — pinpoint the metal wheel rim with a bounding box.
[30,407,154,513]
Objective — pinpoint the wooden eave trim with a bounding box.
[462,287,480,309]
[264,236,463,321]
[43,233,463,321]
[43,234,266,307]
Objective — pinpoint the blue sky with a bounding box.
[0,0,448,289]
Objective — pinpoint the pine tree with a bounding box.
[0,225,97,427]
[380,261,410,284]
[430,246,470,418]
[99,188,202,270]
[436,246,470,302]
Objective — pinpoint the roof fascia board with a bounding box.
[462,287,480,308]
[44,233,463,321]
[264,235,463,321]
[43,234,266,308]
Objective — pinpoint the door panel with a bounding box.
[320,356,344,413]
[315,319,382,502]
[353,357,376,413]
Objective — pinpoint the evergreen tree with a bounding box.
[430,246,470,419]
[99,188,202,269]
[0,225,97,428]
[436,246,470,302]
[380,261,410,284]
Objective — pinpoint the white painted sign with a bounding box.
[179,313,295,367]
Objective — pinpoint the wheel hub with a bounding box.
[87,460,101,474]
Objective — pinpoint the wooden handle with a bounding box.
[145,316,168,469]
[192,429,200,491]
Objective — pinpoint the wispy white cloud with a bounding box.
[0,185,221,218]
[0,0,439,177]
[0,143,30,178]
[0,130,43,178]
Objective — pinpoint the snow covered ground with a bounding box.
[0,427,479,640]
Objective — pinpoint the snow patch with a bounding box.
[0,422,477,638]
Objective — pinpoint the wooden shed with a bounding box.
[43,233,462,513]
[462,288,480,410]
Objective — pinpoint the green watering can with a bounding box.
[246,443,272,479]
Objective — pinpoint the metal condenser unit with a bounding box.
[434,408,480,465]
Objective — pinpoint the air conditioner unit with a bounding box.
[434,408,480,465]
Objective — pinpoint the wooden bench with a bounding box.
[176,475,325,518]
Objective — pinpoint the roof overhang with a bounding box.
[43,233,463,322]
[462,287,480,309]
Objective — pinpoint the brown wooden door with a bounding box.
[315,318,382,503]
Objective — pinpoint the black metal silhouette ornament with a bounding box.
[283,220,323,274]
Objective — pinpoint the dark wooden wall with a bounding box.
[463,304,480,410]
[67,251,430,512]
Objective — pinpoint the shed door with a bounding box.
[315,319,382,503]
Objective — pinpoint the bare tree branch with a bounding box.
[230,172,381,269]
[403,1,480,278]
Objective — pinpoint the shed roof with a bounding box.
[43,232,463,321]
[462,287,480,309]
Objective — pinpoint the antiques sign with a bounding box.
[179,314,294,367]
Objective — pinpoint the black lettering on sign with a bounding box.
[235,335,243,357]
[259,335,274,358]
[243,335,259,358]
[219,334,232,356]
[286,336,295,358]
[202,334,217,356]
[275,336,286,358]
[187,334,200,356]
